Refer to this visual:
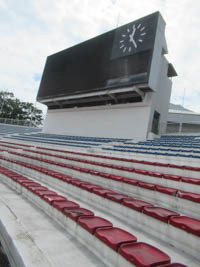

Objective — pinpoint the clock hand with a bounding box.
[129,25,137,48]
[129,36,137,48]
[131,25,136,37]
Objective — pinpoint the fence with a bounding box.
[0,117,40,127]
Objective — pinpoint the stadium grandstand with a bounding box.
[0,12,199,267]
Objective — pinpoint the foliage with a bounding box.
[0,91,43,126]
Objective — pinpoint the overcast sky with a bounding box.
[1,0,200,116]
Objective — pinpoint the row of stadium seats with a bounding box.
[1,140,200,184]
[0,152,200,247]
[114,144,200,154]
[13,132,128,143]
[19,147,200,180]
[0,165,187,267]
[16,134,103,147]
[6,136,93,148]
[102,147,200,159]
[5,150,200,196]
[4,134,200,161]
[1,139,200,180]
[125,135,200,149]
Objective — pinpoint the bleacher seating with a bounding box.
[0,165,181,267]
[0,123,41,136]
[0,134,200,266]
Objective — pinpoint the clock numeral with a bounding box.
[140,32,146,36]
[122,34,126,37]
[128,47,132,52]
[140,26,145,31]
[138,39,143,42]
[137,24,141,29]
[120,40,124,43]
[120,44,125,49]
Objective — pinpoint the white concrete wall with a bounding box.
[148,55,172,135]
[43,101,152,140]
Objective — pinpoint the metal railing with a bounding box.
[0,117,41,127]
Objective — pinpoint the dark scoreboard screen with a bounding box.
[37,12,159,101]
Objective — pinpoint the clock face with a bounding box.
[111,12,158,60]
[119,24,147,54]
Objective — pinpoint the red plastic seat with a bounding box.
[168,164,183,169]
[122,167,135,172]
[52,200,80,211]
[122,199,153,212]
[130,159,140,163]
[138,182,156,190]
[162,174,181,181]
[12,177,28,182]
[155,162,169,167]
[98,172,110,179]
[183,166,200,171]
[169,216,200,236]
[112,165,123,170]
[27,186,48,192]
[148,171,163,178]
[72,166,81,171]
[43,195,67,204]
[41,168,49,174]
[95,227,137,251]
[80,183,102,192]
[61,176,73,183]
[119,242,171,266]
[47,171,57,176]
[70,179,89,187]
[63,208,94,221]
[134,169,148,175]
[156,185,177,196]
[142,160,155,165]
[123,178,139,186]
[109,175,124,182]
[143,207,179,223]
[78,216,113,234]
[105,193,132,203]
[36,190,57,198]
[88,170,99,175]
[22,182,41,188]
[8,174,24,179]
[81,168,90,173]
[92,188,115,197]
[51,173,64,179]
[66,164,73,169]
[177,191,200,203]
[181,177,200,185]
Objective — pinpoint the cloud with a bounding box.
[0,0,200,117]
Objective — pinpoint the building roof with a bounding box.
[169,103,200,115]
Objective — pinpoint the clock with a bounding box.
[111,12,158,60]
[119,23,147,53]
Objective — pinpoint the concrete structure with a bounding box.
[167,103,200,134]
[38,12,176,140]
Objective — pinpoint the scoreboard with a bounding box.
[37,12,159,102]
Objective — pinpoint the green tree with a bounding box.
[0,91,43,126]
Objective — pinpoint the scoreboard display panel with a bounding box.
[37,12,159,102]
